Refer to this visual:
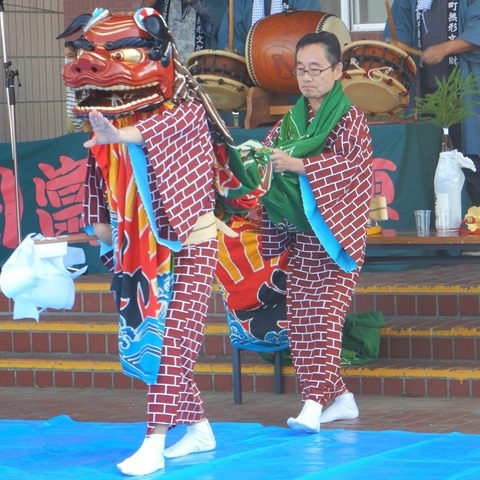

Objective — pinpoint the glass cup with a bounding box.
[414,210,431,237]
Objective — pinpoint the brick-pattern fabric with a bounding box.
[262,105,373,405]
[83,151,109,226]
[287,234,359,404]
[147,239,217,432]
[137,100,216,245]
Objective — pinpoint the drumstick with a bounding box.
[385,37,423,57]
[385,0,398,44]
[392,40,423,57]
[384,0,423,57]
[228,0,234,51]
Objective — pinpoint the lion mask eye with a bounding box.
[111,48,144,62]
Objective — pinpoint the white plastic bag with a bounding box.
[434,150,476,232]
[0,233,87,321]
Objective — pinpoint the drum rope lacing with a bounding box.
[348,58,394,82]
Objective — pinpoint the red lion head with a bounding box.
[57,8,175,118]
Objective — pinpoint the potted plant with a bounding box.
[416,65,480,150]
[415,66,480,232]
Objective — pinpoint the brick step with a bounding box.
[343,358,480,398]
[2,269,480,319]
[353,265,480,318]
[379,317,480,361]
[1,267,479,397]
[0,315,231,357]
[1,353,479,397]
[0,315,120,356]
[2,316,480,362]
[0,275,117,316]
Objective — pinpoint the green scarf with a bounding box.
[262,80,351,231]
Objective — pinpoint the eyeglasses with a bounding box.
[291,65,334,76]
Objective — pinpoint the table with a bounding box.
[365,229,480,265]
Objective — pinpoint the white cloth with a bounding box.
[251,0,285,25]
[416,0,434,32]
[0,234,87,321]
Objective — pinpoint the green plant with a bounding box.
[416,65,480,129]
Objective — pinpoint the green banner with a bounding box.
[0,133,109,273]
[1,123,445,272]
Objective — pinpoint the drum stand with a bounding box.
[244,86,292,129]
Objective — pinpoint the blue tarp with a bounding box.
[1,417,480,479]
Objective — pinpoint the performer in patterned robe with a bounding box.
[259,31,373,433]
[58,8,238,476]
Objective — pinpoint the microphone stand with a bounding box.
[0,0,22,244]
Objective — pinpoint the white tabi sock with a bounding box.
[164,419,216,458]
[287,399,323,434]
[320,392,359,423]
[117,433,166,476]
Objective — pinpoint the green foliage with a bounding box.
[416,65,480,129]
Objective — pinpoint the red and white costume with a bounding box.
[84,100,218,434]
[262,105,373,406]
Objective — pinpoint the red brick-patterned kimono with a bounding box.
[262,105,372,406]
[83,100,217,435]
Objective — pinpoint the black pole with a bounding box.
[0,0,22,244]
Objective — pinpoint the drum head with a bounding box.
[194,75,248,111]
[340,69,410,116]
[321,15,352,49]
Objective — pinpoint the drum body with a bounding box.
[246,10,351,94]
[341,40,417,116]
[185,49,253,111]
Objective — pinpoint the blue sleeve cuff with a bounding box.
[127,143,182,252]
[299,175,357,273]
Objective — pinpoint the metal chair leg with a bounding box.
[232,347,243,405]
[273,350,283,395]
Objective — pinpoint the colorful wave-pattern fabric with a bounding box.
[215,216,290,352]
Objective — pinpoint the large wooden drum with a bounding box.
[245,10,351,94]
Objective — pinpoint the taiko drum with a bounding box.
[245,10,351,94]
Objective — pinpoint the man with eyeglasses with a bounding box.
[259,31,373,433]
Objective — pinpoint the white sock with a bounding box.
[117,434,166,476]
[287,399,322,434]
[320,392,359,423]
[164,419,216,458]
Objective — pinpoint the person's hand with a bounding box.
[92,222,113,246]
[421,45,446,65]
[83,109,120,148]
[270,148,306,175]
